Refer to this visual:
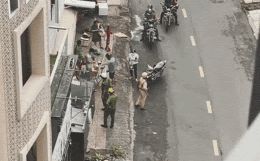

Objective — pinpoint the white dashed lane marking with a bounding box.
[212,140,220,156]
[206,101,213,114]
[190,36,196,46]
[198,66,205,78]
[182,8,188,18]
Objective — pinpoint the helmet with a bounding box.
[100,72,107,79]
[147,4,152,9]
[142,72,148,78]
[108,87,114,93]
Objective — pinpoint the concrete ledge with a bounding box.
[248,9,260,39]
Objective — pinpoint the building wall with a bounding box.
[0,0,51,161]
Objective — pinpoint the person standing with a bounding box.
[91,19,102,48]
[135,72,148,110]
[101,87,118,128]
[128,49,139,81]
[105,24,112,51]
[74,40,83,80]
[74,40,83,60]
[160,0,179,25]
[105,54,116,82]
[100,72,112,110]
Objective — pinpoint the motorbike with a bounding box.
[161,3,178,31]
[163,8,175,31]
[146,60,167,81]
[143,18,158,48]
[146,23,157,47]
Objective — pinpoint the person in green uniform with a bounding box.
[74,40,83,60]
[100,72,112,110]
[101,87,118,128]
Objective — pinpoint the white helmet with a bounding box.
[142,72,148,78]
[100,72,107,79]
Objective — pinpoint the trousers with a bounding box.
[104,108,116,127]
[135,89,148,108]
[130,64,138,79]
[101,93,109,108]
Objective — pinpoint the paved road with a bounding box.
[130,0,256,161]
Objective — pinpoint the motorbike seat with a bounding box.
[154,61,166,69]
[147,65,154,71]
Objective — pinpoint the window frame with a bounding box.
[13,1,49,120]
[19,112,52,161]
[8,0,20,18]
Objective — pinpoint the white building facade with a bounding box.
[0,0,52,161]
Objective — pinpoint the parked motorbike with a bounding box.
[146,60,167,81]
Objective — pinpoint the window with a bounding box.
[19,117,51,161]
[50,0,55,21]
[27,143,37,161]
[14,3,49,119]
[21,28,32,85]
[50,0,59,23]
[9,0,19,15]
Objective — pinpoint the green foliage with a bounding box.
[87,145,126,161]
[110,145,126,159]
[91,152,107,161]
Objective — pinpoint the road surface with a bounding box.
[129,0,256,160]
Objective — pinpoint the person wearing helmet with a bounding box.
[101,87,118,128]
[144,9,155,20]
[141,5,161,41]
[160,0,179,25]
[100,72,112,110]
[171,0,179,25]
[135,72,149,110]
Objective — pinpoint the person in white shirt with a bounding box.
[128,49,140,81]
[104,53,116,82]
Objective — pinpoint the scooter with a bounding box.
[146,60,167,81]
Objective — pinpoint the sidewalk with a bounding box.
[85,16,134,161]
